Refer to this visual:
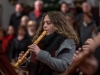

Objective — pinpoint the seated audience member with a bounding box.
[76,2,99,26]
[27,20,37,39]
[60,2,74,16]
[9,3,25,30]
[29,0,44,29]
[9,26,31,61]
[20,16,29,27]
[66,13,80,36]
[7,25,15,42]
[79,12,97,46]
[6,25,15,60]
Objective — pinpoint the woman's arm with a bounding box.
[36,39,76,72]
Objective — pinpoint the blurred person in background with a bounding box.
[0,27,9,53]
[76,2,99,26]
[29,0,44,30]
[9,3,25,30]
[9,26,31,61]
[66,13,80,48]
[6,26,15,60]
[66,13,80,36]
[7,25,15,42]
[79,12,97,46]
[20,16,29,27]
[60,2,70,16]
[27,20,37,40]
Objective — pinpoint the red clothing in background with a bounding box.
[0,38,9,53]
[34,10,42,18]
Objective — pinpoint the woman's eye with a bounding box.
[47,22,51,25]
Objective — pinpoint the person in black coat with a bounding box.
[29,0,44,30]
[76,2,99,27]
[9,3,25,30]
[9,26,32,61]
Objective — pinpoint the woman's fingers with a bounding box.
[85,39,93,45]
[21,51,24,54]
[28,44,36,49]
[28,44,36,47]
[18,51,24,60]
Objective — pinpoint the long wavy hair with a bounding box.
[33,11,79,45]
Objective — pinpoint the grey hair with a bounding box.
[34,0,43,5]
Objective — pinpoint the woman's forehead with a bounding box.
[43,15,50,21]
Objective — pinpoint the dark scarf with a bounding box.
[29,32,65,75]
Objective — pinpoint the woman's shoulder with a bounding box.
[59,39,75,50]
[55,39,76,56]
[62,39,75,45]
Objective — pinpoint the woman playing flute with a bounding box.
[18,11,79,75]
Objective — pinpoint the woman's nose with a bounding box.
[43,23,47,28]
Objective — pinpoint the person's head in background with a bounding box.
[66,13,80,33]
[20,16,29,26]
[17,26,27,37]
[6,26,15,41]
[60,2,70,14]
[0,27,6,39]
[82,2,91,13]
[15,3,24,13]
[7,25,15,36]
[66,13,75,26]
[83,12,93,24]
[27,20,36,37]
[34,0,44,11]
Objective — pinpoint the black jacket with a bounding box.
[9,36,32,60]
[29,11,44,30]
[9,12,25,29]
[76,12,99,27]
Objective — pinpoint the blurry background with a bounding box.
[0,0,99,28]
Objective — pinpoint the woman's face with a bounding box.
[7,26,15,35]
[18,28,26,36]
[21,18,28,26]
[28,25,36,32]
[61,3,69,13]
[83,14,91,24]
[66,16,75,26]
[43,15,55,35]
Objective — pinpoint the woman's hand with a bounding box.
[18,51,26,65]
[28,44,40,55]
[82,38,97,52]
